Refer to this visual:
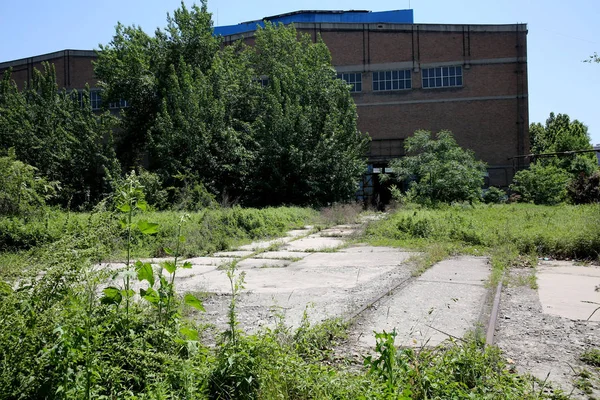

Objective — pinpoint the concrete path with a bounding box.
[537,261,600,322]
[349,256,491,348]
[102,222,493,346]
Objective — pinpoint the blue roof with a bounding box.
[213,10,414,37]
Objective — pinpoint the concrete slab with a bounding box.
[254,251,311,260]
[320,227,360,237]
[339,246,416,254]
[537,263,600,321]
[236,258,292,269]
[185,257,235,267]
[293,250,413,269]
[177,243,416,331]
[282,237,345,252]
[286,229,311,237]
[236,238,292,251]
[352,257,491,348]
[213,251,253,258]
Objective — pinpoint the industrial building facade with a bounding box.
[0,10,529,200]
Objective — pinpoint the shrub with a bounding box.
[137,168,169,209]
[390,130,487,205]
[510,163,570,205]
[482,187,507,204]
[568,170,600,204]
[0,149,58,216]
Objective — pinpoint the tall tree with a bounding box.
[529,112,596,176]
[0,64,120,208]
[95,1,220,170]
[95,5,368,207]
[247,23,369,206]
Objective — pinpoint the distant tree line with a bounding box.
[0,1,368,212]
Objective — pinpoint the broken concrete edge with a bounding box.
[485,279,504,346]
[344,274,415,327]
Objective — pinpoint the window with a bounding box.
[337,72,362,92]
[90,90,102,110]
[372,70,411,92]
[256,77,269,87]
[109,99,129,109]
[422,66,463,89]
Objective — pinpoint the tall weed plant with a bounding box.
[365,203,600,259]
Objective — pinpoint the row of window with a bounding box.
[75,90,128,111]
[337,66,463,93]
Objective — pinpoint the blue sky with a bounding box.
[1,0,599,145]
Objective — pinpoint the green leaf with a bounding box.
[121,289,135,298]
[163,261,176,274]
[119,218,128,229]
[163,247,174,256]
[136,262,154,287]
[117,204,131,213]
[179,235,186,243]
[101,287,122,305]
[140,288,160,304]
[181,261,192,269]
[180,327,199,341]
[184,293,205,312]
[136,200,148,211]
[137,220,159,235]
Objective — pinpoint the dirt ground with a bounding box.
[494,265,600,399]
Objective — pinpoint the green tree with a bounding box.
[247,23,369,206]
[95,4,368,207]
[95,1,220,169]
[529,112,596,176]
[510,163,570,205]
[0,65,120,208]
[389,130,486,204]
[0,149,58,216]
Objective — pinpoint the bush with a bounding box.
[390,130,487,205]
[510,163,570,205]
[137,168,169,209]
[568,170,600,204]
[0,149,58,216]
[482,187,507,204]
[364,204,600,259]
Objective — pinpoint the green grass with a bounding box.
[0,202,579,399]
[363,203,600,284]
[0,206,318,271]
[365,203,600,259]
[582,348,600,367]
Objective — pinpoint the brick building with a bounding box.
[0,9,529,201]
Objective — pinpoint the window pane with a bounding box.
[392,71,398,80]
[450,77,456,86]
[449,67,455,76]
[435,67,442,77]
[356,83,362,92]
[398,80,404,89]
[457,76,463,86]
[373,81,379,91]
[436,77,442,86]
[423,69,429,78]
[423,79,429,88]
[406,79,412,89]
[392,81,399,90]
[386,71,392,80]
[386,81,392,90]
[430,78,436,87]
[443,77,449,86]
